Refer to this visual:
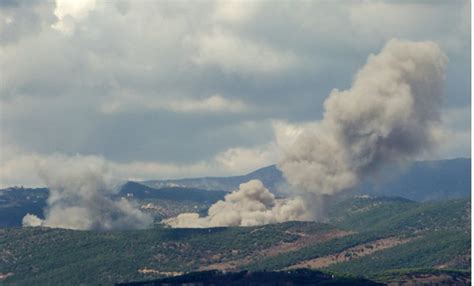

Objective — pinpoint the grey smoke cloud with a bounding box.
[22,154,153,230]
[277,39,448,195]
[21,39,451,230]
[164,39,449,228]
[163,179,310,228]
[2,1,469,179]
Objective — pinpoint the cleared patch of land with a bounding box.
[285,236,412,269]
[200,229,353,271]
[436,253,471,270]
[138,268,183,277]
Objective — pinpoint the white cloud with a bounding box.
[110,143,277,181]
[0,105,469,189]
[52,0,97,34]
[0,152,42,188]
[214,144,277,173]
[0,142,277,188]
[0,149,204,188]
[100,92,250,114]
[431,106,471,159]
[193,28,299,74]
[109,160,212,182]
[212,0,259,24]
[0,0,469,187]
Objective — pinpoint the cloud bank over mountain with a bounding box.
[0,0,469,187]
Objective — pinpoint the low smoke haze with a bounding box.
[0,0,470,230]
[22,154,152,230]
[164,179,310,228]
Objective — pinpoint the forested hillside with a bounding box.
[1,197,469,285]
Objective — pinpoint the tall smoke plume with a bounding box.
[163,39,447,228]
[163,179,310,228]
[277,39,447,195]
[22,154,153,230]
[23,39,447,230]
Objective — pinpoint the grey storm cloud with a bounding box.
[0,0,470,186]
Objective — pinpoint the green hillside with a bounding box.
[0,184,225,227]
[249,197,470,267]
[0,222,334,285]
[326,230,470,274]
[326,197,470,233]
[0,198,470,285]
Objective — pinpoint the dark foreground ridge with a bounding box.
[115,269,382,286]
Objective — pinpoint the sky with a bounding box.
[0,0,471,187]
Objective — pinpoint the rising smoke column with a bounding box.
[23,39,447,230]
[164,39,448,228]
[277,39,448,195]
[22,154,153,230]
[163,179,310,228]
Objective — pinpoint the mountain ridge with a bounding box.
[141,158,471,201]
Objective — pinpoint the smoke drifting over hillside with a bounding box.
[22,155,153,230]
[163,179,310,228]
[277,39,447,196]
[163,39,448,228]
[22,39,448,230]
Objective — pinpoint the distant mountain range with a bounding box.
[142,158,471,202]
[354,158,471,202]
[119,181,225,203]
[141,163,283,193]
[0,158,470,227]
